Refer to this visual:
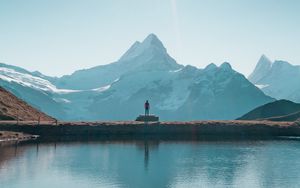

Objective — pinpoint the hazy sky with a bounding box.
[0,0,299,77]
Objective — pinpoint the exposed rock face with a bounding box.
[136,115,159,122]
[0,87,55,121]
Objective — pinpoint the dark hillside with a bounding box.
[237,100,300,120]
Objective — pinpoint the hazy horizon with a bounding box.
[1,0,299,77]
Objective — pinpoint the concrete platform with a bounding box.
[136,115,159,122]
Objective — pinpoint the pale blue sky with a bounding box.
[0,0,299,76]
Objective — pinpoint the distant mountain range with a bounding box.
[0,87,54,121]
[249,55,300,103]
[0,34,277,120]
[238,99,300,121]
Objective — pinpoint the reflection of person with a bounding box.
[144,100,150,116]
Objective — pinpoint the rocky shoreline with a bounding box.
[0,131,38,146]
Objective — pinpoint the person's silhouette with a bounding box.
[144,100,150,116]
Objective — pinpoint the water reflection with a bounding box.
[0,144,22,166]
[1,140,300,188]
[144,141,149,170]
[136,141,159,171]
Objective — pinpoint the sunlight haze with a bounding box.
[0,0,299,76]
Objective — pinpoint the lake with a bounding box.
[1,138,300,188]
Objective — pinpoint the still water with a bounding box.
[1,139,300,188]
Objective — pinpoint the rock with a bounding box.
[135,115,159,122]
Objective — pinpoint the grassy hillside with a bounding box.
[0,87,55,121]
[237,99,300,121]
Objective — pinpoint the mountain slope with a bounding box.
[0,87,54,121]
[249,55,300,102]
[237,99,300,120]
[263,111,300,122]
[88,62,274,120]
[0,66,70,119]
[176,63,274,120]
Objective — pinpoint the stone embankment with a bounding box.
[0,120,299,140]
[0,131,38,145]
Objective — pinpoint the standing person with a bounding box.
[144,100,150,116]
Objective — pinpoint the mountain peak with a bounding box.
[271,60,294,73]
[260,54,270,60]
[144,33,159,42]
[220,62,232,70]
[256,55,272,71]
[119,33,168,62]
[248,54,272,83]
[141,33,166,51]
[204,63,218,71]
[258,55,272,66]
[272,60,292,67]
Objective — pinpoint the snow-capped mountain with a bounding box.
[249,55,300,103]
[0,63,69,119]
[0,63,105,120]
[0,66,77,94]
[87,61,273,120]
[0,34,274,120]
[56,33,182,90]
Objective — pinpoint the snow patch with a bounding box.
[156,79,191,110]
[255,84,269,89]
[92,85,111,92]
[92,78,120,92]
[0,67,81,94]
[169,68,183,73]
[53,98,71,103]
